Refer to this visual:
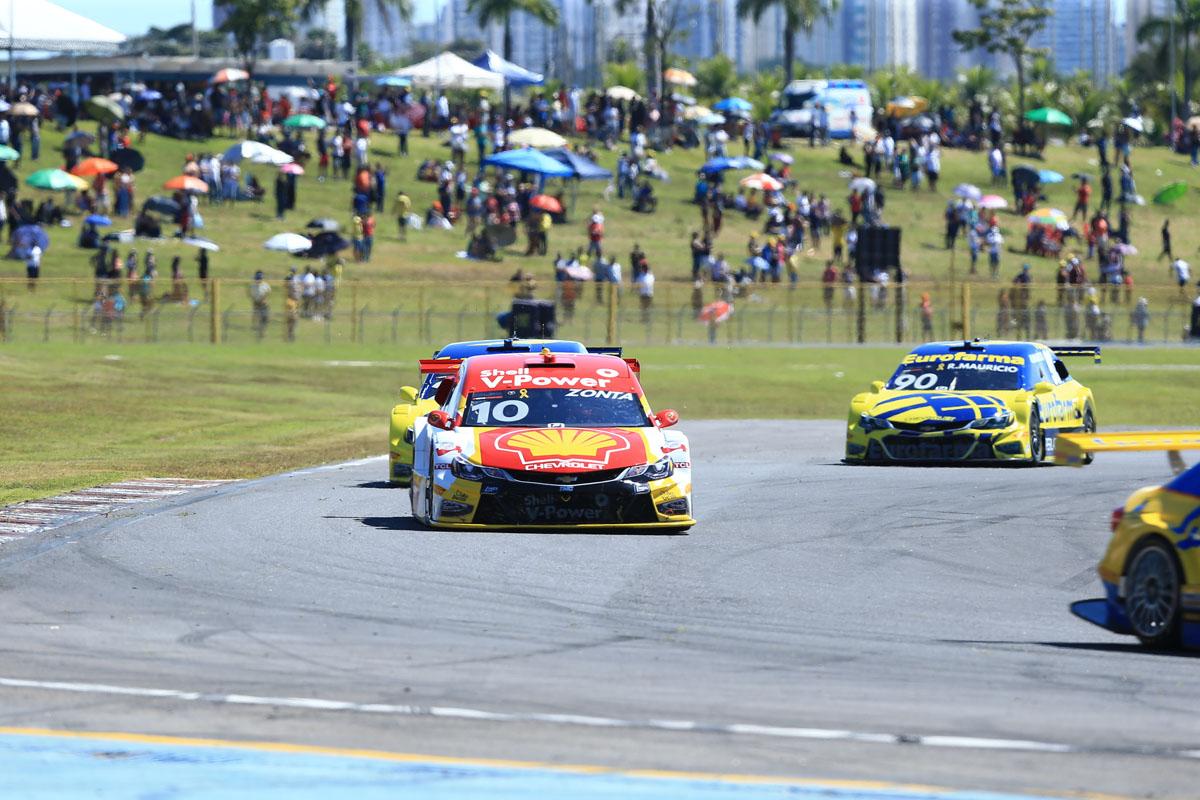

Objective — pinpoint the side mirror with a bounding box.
[433,377,456,406]
[1033,381,1055,395]
[427,410,454,430]
[654,409,680,428]
[399,385,418,403]
[869,380,884,393]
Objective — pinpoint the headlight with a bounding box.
[969,411,1014,430]
[450,456,509,481]
[858,412,893,433]
[625,457,674,481]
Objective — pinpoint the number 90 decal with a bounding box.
[891,372,938,390]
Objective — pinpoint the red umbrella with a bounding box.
[70,157,118,177]
[211,68,250,84]
[163,175,209,193]
[530,194,563,214]
[280,163,305,175]
[698,301,733,323]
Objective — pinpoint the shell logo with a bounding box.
[496,428,631,471]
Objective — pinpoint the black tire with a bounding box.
[1080,406,1096,465]
[1027,408,1045,465]
[1125,538,1182,649]
[424,449,435,525]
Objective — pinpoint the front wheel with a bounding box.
[1125,539,1182,649]
[1080,406,1096,465]
[1027,408,1045,465]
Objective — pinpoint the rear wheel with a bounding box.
[1125,539,1182,649]
[1080,406,1096,465]
[1027,408,1045,465]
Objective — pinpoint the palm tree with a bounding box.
[735,0,838,86]
[608,0,661,103]
[1137,0,1200,112]
[300,0,414,65]
[466,0,559,113]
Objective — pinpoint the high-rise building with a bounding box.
[1029,0,1119,80]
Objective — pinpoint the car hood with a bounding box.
[863,391,1014,425]
[462,427,663,473]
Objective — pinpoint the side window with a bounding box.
[1053,359,1070,382]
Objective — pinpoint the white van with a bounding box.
[768,79,873,139]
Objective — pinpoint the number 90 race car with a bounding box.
[410,350,694,530]
[844,340,1099,464]
[388,339,610,485]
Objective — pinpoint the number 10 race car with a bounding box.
[410,350,695,530]
[845,340,1099,464]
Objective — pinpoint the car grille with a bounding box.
[873,435,993,461]
[505,467,627,486]
[889,419,966,433]
[474,482,658,526]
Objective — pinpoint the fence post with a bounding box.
[210,278,221,344]
[606,282,617,345]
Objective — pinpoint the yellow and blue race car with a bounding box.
[1058,432,1200,649]
[389,339,618,485]
[845,340,1100,464]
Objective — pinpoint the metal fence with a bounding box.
[0,278,1193,346]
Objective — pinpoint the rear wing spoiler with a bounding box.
[1055,431,1200,473]
[586,346,624,356]
[418,359,463,375]
[1050,346,1101,364]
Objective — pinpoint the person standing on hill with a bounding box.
[1158,219,1172,260]
[587,208,604,260]
[1072,176,1091,221]
[274,171,288,220]
[395,189,412,241]
[249,270,271,340]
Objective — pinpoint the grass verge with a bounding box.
[4,342,1199,505]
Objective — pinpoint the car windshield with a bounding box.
[783,91,816,110]
[463,388,649,427]
[886,362,1024,392]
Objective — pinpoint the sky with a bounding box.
[53,1,214,36]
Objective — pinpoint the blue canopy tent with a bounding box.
[472,50,544,88]
[713,97,753,115]
[543,148,612,180]
[483,148,573,177]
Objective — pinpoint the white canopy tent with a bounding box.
[1,0,126,91]
[394,52,503,91]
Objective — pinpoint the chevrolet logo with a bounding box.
[555,475,579,484]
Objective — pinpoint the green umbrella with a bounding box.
[283,114,327,130]
[83,95,125,124]
[1024,107,1072,126]
[25,168,87,191]
[0,145,18,161]
[1153,181,1188,205]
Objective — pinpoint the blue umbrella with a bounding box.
[14,224,49,251]
[374,75,412,88]
[1038,169,1064,184]
[713,97,752,114]
[700,156,763,173]
[483,148,573,177]
[139,89,162,101]
[85,214,112,226]
[472,49,544,88]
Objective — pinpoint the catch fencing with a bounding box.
[0,278,1193,347]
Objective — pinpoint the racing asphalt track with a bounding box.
[1,420,1198,798]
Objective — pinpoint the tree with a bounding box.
[694,54,737,102]
[410,37,485,63]
[1136,0,1200,114]
[465,0,559,113]
[952,0,1053,121]
[217,0,299,73]
[299,29,339,60]
[735,0,838,86]
[122,23,228,57]
[300,0,413,65]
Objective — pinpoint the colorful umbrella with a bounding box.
[740,173,783,192]
[0,145,17,161]
[663,67,697,87]
[282,114,327,130]
[182,237,220,252]
[530,194,563,214]
[264,233,313,254]
[713,97,752,115]
[163,175,209,193]
[306,232,350,257]
[563,264,594,281]
[84,214,112,226]
[9,102,38,117]
[953,183,982,201]
[979,194,1008,209]
[25,169,87,191]
[143,196,181,216]
[1122,116,1145,133]
[306,217,341,232]
[768,152,794,165]
[1027,208,1068,226]
[605,86,639,101]
[110,148,145,172]
[83,96,124,124]
[1153,181,1188,205]
[211,68,250,84]
[223,141,293,165]
[1037,169,1064,184]
[279,163,305,175]
[507,127,567,149]
[885,96,928,118]
[71,157,119,177]
[849,177,876,193]
[698,301,732,324]
[1024,107,1072,126]
[14,224,49,251]
[682,105,714,121]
